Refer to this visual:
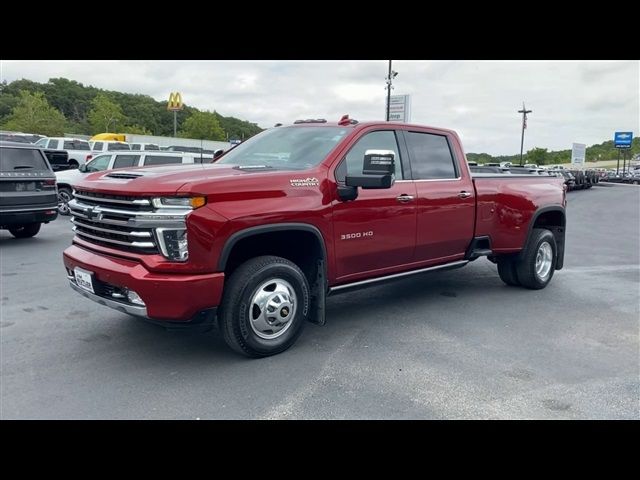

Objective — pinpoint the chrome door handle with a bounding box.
[396,194,415,203]
[458,191,472,199]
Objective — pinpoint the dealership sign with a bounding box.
[571,143,586,165]
[614,131,633,149]
[388,95,411,122]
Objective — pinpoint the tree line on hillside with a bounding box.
[467,138,639,166]
[0,78,263,141]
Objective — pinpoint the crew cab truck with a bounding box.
[63,117,567,357]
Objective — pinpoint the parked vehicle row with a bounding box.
[55,151,215,214]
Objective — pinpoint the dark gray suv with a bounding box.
[0,142,59,238]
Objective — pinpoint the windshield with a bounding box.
[217,126,349,170]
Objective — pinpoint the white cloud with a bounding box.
[1,60,638,155]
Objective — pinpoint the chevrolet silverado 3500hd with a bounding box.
[63,117,566,357]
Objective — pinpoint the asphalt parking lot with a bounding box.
[1,184,638,419]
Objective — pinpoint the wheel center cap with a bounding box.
[280,306,290,318]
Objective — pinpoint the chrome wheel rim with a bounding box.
[248,278,297,340]
[58,190,72,214]
[535,241,553,281]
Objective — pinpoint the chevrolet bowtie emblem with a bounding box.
[85,206,103,221]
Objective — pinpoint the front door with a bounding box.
[332,130,417,281]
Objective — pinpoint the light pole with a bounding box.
[385,60,398,121]
[518,102,532,166]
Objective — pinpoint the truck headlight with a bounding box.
[151,196,206,209]
[156,228,189,261]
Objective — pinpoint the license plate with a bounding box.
[74,267,95,294]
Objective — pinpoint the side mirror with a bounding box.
[78,163,87,173]
[213,149,224,159]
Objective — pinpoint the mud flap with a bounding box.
[308,259,326,326]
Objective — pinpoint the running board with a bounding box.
[328,260,469,294]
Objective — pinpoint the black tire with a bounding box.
[68,160,79,169]
[9,223,41,239]
[58,187,73,215]
[219,255,310,358]
[497,257,520,286]
[515,228,557,290]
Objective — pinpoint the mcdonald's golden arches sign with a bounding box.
[167,92,183,111]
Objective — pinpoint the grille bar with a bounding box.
[72,227,155,249]
[74,192,151,206]
[72,217,152,237]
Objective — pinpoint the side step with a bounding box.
[328,260,469,295]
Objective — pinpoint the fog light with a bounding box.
[156,228,189,261]
[127,290,145,306]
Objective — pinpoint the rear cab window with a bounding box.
[0,148,49,171]
[92,142,104,151]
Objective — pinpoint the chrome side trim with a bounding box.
[69,281,148,317]
[395,177,462,183]
[328,260,469,293]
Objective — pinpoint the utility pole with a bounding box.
[173,111,177,137]
[518,102,532,166]
[385,60,398,121]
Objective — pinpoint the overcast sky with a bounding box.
[1,60,638,155]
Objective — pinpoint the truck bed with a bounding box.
[472,175,565,254]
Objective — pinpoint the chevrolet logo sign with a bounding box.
[85,206,103,221]
[167,92,183,111]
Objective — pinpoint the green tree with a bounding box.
[2,90,67,136]
[122,124,152,134]
[179,110,226,140]
[88,93,126,134]
[525,147,550,165]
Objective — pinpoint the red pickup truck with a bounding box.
[63,117,567,357]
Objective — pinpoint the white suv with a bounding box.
[55,151,213,214]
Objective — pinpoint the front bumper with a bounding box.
[63,244,225,321]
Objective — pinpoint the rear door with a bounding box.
[401,129,475,262]
[0,148,57,212]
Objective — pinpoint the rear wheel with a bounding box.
[58,187,73,215]
[68,160,79,169]
[219,255,310,358]
[9,223,41,239]
[515,228,557,290]
[497,258,520,286]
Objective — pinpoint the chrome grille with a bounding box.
[69,190,158,254]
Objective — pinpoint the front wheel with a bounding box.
[9,223,41,238]
[219,255,310,357]
[515,228,557,290]
[58,187,73,215]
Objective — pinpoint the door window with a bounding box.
[336,130,403,182]
[404,132,457,179]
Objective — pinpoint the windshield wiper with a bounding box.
[13,165,35,169]
[233,165,274,170]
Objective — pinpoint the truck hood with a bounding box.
[72,163,305,196]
